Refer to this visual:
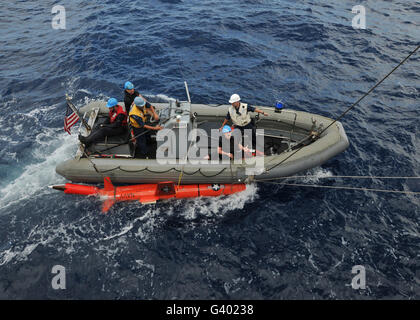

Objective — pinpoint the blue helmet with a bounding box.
[134,96,145,107]
[124,81,134,90]
[106,98,118,108]
[222,125,232,133]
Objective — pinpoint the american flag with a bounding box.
[64,103,80,135]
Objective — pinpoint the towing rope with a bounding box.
[264,44,420,173]
[92,129,150,155]
[256,180,420,196]
[79,45,420,186]
[319,44,420,135]
[177,131,197,186]
[83,150,106,179]
[254,44,420,195]
[256,175,420,182]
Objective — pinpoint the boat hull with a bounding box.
[56,102,349,184]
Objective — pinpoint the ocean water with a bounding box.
[0,0,419,299]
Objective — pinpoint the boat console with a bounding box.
[156,100,193,160]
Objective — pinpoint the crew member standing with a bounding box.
[123,81,142,112]
[123,81,159,121]
[129,97,163,158]
[219,94,268,148]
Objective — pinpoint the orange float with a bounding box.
[51,177,246,213]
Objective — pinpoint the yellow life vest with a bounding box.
[129,104,147,128]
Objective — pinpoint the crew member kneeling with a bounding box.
[129,97,163,158]
[79,98,127,147]
[204,126,251,161]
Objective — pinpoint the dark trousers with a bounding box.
[236,121,256,149]
[85,126,124,146]
[132,127,149,158]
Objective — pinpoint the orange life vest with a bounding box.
[109,105,127,126]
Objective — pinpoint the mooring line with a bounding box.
[320,44,420,134]
[256,181,420,195]
[265,44,420,173]
[256,175,420,182]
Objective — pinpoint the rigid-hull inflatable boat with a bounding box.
[56,99,349,184]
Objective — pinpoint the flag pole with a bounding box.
[65,94,91,131]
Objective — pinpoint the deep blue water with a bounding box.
[0,0,419,299]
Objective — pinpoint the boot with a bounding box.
[78,134,90,146]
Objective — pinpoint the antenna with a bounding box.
[184,81,191,103]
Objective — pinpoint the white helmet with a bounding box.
[229,93,241,104]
